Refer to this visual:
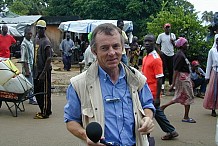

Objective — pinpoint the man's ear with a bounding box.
[91,48,97,56]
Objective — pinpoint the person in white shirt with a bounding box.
[20,27,37,105]
[81,32,96,72]
[82,44,96,72]
[203,36,218,117]
[156,23,176,93]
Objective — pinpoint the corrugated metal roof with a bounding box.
[1,15,41,24]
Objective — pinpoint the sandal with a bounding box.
[182,118,196,123]
[34,113,49,119]
[161,131,179,140]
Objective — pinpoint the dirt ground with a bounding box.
[51,58,81,86]
[11,57,81,87]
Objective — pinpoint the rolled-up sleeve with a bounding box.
[64,84,82,124]
[138,83,155,113]
[20,44,26,62]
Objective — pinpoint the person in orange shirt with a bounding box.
[0,24,16,59]
[142,34,178,140]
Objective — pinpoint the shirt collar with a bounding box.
[98,64,126,83]
[148,50,156,55]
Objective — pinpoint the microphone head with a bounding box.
[86,122,102,143]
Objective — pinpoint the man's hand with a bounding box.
[138,117,154,135]
[38,72,45,80]
[86,137,105,146]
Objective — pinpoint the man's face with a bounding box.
[92,30,123,71]
[66,34,70,40]
[2,25,8,35]
[37,27,45,37]
[164,26,171,33]
[182,42,189,51]
[85,42,89,48]
[144,36,155,54]
[25,31,32,40]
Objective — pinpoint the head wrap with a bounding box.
[176,37,187,48]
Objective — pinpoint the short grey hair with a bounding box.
[90,23,124,51]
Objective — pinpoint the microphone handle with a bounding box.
[100,139,120,146]
[100,139,112,146]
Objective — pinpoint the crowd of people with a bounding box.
[0,20,53,119]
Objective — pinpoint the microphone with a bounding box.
[86,122,102,143]
[86,122,120,146]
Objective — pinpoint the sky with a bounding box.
[187,0,218,13]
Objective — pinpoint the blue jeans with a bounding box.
[192,78,206,93]
[155,106,175,133]
[25,72,35,102]
[62,55,72,70]
[121,54,128,66]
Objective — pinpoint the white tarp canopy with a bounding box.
[58,19,133,33]
[0,15,42,37]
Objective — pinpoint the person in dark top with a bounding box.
[161,37,196,123]
[33,20,52,119]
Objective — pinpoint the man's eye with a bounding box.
[114,46,121,50]
[100,47,108,51]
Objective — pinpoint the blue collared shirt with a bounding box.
[191,67,205,80]
[64,65,155,145]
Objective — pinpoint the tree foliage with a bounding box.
[46,0,163,37]
[9,0,49,15]
[9,1,29,15]
[46,0,74,16]
[201,11,214,24]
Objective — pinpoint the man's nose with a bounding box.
[108,47,116,55]
[144,41,149,46]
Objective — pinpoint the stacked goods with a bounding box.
[0,59,19,85]
[0,59,32,96]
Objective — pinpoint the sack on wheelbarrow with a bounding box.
[0,59,19,85]
[3,74,33,94]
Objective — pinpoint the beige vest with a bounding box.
[70,61,149,146]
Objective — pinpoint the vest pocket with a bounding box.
[82,108,94,118]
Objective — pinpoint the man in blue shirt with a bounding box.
[64,23,155,146]
[59,33,74,71]
[191,60,206,97]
